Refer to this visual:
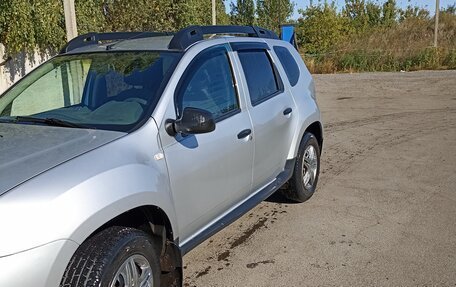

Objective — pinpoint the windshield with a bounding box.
[0,51,181,131]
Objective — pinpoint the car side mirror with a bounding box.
[166,107,215,136]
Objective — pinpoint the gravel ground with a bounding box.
[183,70,456,286]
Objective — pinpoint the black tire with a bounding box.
[281,132,321,203]
[60,226,161,287]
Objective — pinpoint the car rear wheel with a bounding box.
[60,226,160,287]
[281,132,320,203]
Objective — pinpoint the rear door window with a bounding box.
[237,50,281,106]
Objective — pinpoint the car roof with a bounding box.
[61,25,279,55]
[66,36,177,54]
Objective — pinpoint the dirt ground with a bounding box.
[183,70,456,286]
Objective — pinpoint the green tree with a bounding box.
[399,5,430,21]
[217,0,231,25]
[31,0,66,51]
[75,0,107,34]
[444,4,456,15]
[0,0,65,57]
[0,0,35,56]
[143,0,181,31]
[176,0,229,28]
[297,1,350,54]
[365,1,382,27]
[381,0,398,27]
[256,0,294,32]
[230,0,256,25]
[343,0,368,31]
[103,0,162,31]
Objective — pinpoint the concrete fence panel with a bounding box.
[0,44,51,94]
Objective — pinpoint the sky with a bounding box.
[225,0,456,19]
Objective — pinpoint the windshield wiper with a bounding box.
[0,118,14,123]
[12,116,92,129]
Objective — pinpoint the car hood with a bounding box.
[0,123,125,196]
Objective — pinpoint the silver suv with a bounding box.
[0,26,322,287]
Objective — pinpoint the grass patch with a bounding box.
[301,14,456,74]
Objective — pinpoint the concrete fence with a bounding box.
[0,44,51,94]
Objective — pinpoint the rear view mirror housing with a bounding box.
[166,107,215,136]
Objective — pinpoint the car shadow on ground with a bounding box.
[265,190,300,204]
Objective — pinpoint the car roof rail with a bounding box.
[60,31,173,54]
[168,25,279,50]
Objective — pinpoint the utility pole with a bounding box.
[278,0,281,32]
[434,0,440,48]
[63,0,78,41]
[212,0,217,25]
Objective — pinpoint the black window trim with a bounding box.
[174,44,241,124]
[236,46,285,107]
[230,42,270,51]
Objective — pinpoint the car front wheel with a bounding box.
[60,226,161,287]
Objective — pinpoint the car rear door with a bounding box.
[159,44,254,242]
[233,42,298,192]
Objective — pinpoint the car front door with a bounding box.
[160,45,254,243]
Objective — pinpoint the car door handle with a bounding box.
[283,107,293,115]
[237,129,252,139]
